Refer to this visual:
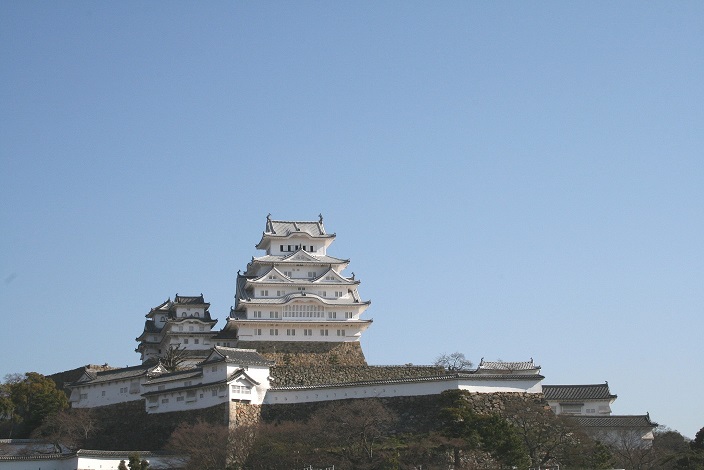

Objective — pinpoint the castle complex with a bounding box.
[65,215,655,445]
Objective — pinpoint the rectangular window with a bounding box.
[320,329,328,336]
[287,329,296,336]
[80,393,87,399]
[199,326,205,331]
[308,271,315,278]
[304,329,312,336]
[212,389,218,397]
[270,328,279,336]
[211,366,217,372]
[277,290,282,296]
[345,312,353,319]
[280,244,284,252]
[337,329,346,336]
[335,291,343,297]
[310,245,313,252]
[194,338,199,344]
[101,390,106,397]
[260,290,268,296]
[287,245,292,251]
[189,325,194,332]
[184,381,191,387]
[176,396,184,402]
[560,404,583,415]
[183,338,189,344]
[253,311,262,318]
[162,398,169,404]
[254,328,262,336]
[321,291,327,297]
[231,385,251,394]
[328,312,337,319]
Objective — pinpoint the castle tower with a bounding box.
[136,294,218,365]
[220,215,371,362]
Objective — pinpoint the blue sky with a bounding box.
[1,2,703,438]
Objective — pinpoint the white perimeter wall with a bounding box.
[264,377,543,405]
[0,455,181,470]
[70,379,144,408]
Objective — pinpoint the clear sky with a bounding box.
[1,2,703,439]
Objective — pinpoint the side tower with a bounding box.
[221,215,372,364]
[136,294,218,365]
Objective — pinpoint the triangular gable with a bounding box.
[146,299,171,318]
[227,368,260,386]
[250,267,291,283]
[202,348,228,364]
[148,364,168,376]
[72,370,97,384]
[310,267,353,284]
[281,249,319,263]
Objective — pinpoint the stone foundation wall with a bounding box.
[229,402,262,428]
[75,392,548,451]
[271,364,446,387]
[261,391,548,435]
[235,341,367,366]
[83,400,229,450]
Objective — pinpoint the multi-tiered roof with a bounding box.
[224,215,371,344]
[136,294,218,364]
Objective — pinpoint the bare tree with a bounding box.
[32,408,100,450]
[166,419,258,470]
[159,344,189,372]
[434,352,473,371]
[308,398,396,467]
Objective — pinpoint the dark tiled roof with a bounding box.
[209,347,275,367]
[174,294,208,305]
[76,449,178,458]
[212,324,239,339]
[144,368,203,385]
[478,358,540,372]
[69,364,164,386]
[543,383,617,401]
[266,218,329,237]
[182,349,212,359]
[253,254,349,265]
[573,414,657,428]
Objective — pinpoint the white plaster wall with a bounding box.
[0,458,74,470]
[146,385,227,413]
[0,455,181,470]
[264,377,543,405]
[238,323,363,342]
[549,399,613,415]
[71,379,144,408]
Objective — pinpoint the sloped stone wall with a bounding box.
[270,364,446,387]
[82,400,229,450]
[260,391,548,435]
[74,392,548,450]
[235,341,367,366]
